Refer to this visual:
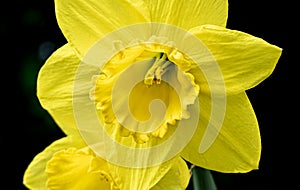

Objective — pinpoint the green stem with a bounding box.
[192,166,218,190]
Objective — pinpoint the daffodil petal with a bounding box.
[181,92,261,173]
[190,24,282,95]
[143,0,228,29]
[55,0,150,57]
[23,136,86,189]
[37,44,80,136]
[107,156,185,190]
[150,157,191,190]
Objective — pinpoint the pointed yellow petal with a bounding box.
[150,157,191,190]
[107,156,184,190]
[37,44,80,136]
[55,0,150,57]
[23,136,86,189]
[190,24,282,95]
[181,92,261,173]
[143,0,228,29]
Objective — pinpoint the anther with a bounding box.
[144,53,172,86]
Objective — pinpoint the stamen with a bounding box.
[144,53,172,86]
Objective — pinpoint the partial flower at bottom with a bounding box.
[24,136,190,190]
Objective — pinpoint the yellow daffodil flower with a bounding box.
[23,44,190,189]
[24,0,282,189]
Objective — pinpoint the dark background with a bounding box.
[2,0,296,189]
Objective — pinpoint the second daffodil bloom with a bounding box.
[24,0,282,189]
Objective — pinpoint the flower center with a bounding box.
[91,45,199,144]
